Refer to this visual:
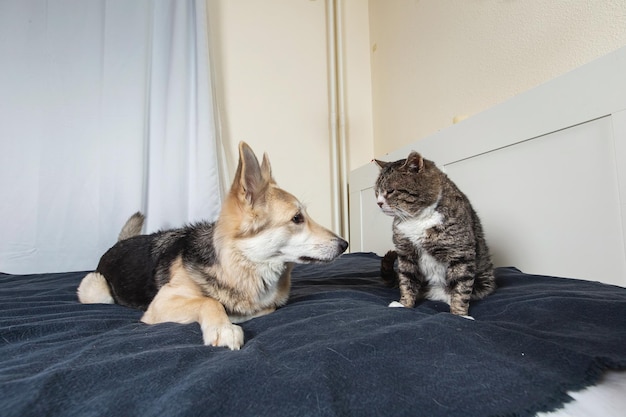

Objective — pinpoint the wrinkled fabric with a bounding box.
[1,253,625,417]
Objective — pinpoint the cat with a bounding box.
[374,151,495,317]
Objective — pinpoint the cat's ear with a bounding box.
[374,159,388,169]
[402,152,424,172]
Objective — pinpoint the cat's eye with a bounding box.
[292,212,305,224]
[386,189,395,196]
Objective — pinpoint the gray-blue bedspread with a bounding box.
[1,252,625,417]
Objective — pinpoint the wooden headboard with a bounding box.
[349,46,626,287]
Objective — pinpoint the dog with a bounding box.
[77,141,348,350]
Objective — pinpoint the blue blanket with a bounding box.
[1,253,625,417]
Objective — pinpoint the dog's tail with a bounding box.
[78,212,144,305]
[381,250,399,287]
[77,272,114,304]
[118,212,145,241]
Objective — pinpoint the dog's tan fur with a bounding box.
[79,142,347,350]
[141,256,245,349]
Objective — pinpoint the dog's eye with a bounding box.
[292,212,304,224]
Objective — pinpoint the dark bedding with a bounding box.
[1,252,625,417]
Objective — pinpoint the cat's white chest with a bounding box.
[395,204,450,303]
[395,203,443,246]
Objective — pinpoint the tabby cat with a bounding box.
[375,151,495,317]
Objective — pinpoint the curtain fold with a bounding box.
[144,0,222,232]
[0,0,221,274]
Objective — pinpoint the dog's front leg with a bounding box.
[229,306,276,324]
[142,283,244,350]
[197,299,244,350]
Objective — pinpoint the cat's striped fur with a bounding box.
[375,151,495,316]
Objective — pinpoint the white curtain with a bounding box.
[0,0,222,274]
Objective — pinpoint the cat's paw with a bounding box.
[389,301,405,308]
[460,315,475,320]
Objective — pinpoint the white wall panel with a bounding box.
[350,47,626,286]
[446,118,626,285]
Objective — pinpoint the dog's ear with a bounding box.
[234,141,266,205]
[260,152,275,184]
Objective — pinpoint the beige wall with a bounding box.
[208,0,372,233]
[369,0,626,157]
[342,0,375,171]
[207,0,626,230]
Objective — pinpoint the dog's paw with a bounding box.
[202,323,244,350]
[388,301,405,308]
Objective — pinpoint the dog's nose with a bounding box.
[337,238,348,253]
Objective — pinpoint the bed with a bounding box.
[1,253,625,417]
[2,49,626,417]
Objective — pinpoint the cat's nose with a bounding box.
[377,202,383,208]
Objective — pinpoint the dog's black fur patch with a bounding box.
[96,222,218,310]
